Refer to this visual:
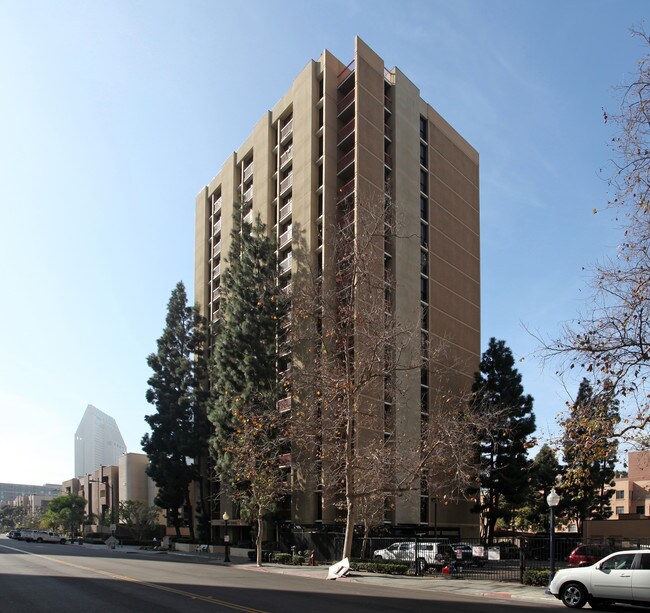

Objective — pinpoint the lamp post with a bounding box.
[223,512,230,563]
[546,488,561,593]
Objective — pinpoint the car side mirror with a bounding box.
[595,563,602,570]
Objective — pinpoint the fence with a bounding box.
[281,531,650,583]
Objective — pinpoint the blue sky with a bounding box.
[0,0,647,485]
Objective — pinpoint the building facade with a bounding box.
[609,451,650,518]
[195,38,480,537]
[74,404,127,478]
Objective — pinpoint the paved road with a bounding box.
[0,538,559,612]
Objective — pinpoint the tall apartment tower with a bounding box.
[195,38,480,537]
[74,404,127,478]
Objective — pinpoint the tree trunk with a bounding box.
[256,509,264,567]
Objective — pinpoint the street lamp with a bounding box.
[222,512,230,563]
[546,488,561,593]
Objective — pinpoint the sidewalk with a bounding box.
[238,562,561,605]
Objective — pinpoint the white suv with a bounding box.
[373,541,451,572]
[549,549,650,609]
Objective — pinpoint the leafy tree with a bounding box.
[515,444,563,531]
[471,338,536,543]
[118,500,160,542]
[546,28,650,443]
[208,200,287,566]
[560,378,618,531]
[0,505,26,531]
[142,280,210,540]
[41,494,86,535]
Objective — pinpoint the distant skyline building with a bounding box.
[0,483,62,507]
[74,404,126,478]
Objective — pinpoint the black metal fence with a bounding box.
[283,531,650,583]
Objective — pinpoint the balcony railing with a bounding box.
[280,173,293,194]
[213,262,221,278]
[277,398,291,413]
[385,153,392,168]
[212,286,221,301]
[279,147,293,168]
[279,226,292,249]
[384,95,391,110]
[337,59,355,86]
[244,210,253,224]
[243,163,254,182]
[243,184,253,203]
[213,242,221,258]
[213,218,221,235]
[279,254,292,274]
[337,149,355,174]
[338,178,355,199]
[212,197,222,215]
[337,118,355,145]
[279,200,292,222]
[280,118,293,142]
[281,282,293,296]
[384,124,392,140]
[338,89,355,114]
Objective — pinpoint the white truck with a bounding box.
[23,530,67,544]
[373,541,452,572]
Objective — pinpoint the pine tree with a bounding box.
[471,338,536,543]
[561,378,618,531]
[520,444,563,531]
[208,200,287,565]
[141,281,209,540]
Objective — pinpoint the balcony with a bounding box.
[279,254,292,274]
[281,282,293,297]
[243,163,254,182]
[280,173,293,195]
[212,197,222,215]
[213,218,221,236]
[279,452,292,467]
[212,286,221,301]
[279,147,293,168]
[279,226,292,249]
[277,398,291,413]
[384,153,392,169]
[384,95,391,111]
[384,124,392,141]
[337,59,355,86]
[279,199,292,222]
[244,209,253,224]
[337,89,355,116]
[280,312,292,329]
[337,149,355,174]
[338,178,355,200]
[280,119,293,142]
[212,242,221,259]
[243,184,253,203]
[337,118,355,146]
[213,263,221,280]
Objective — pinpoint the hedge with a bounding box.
[523,569,550,586]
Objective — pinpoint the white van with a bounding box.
[28,530,67,544]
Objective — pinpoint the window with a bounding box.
[637,506,645,515]
[420,223,428,248]
[420,277,428,302]
[601,553,636,570]
[616,506,624,515]
[420,115,427,141]
[420,142,428,167]
[640,554,650,570]
[616,490,625,499]
[420,251,429,277]
[420,196,428,222]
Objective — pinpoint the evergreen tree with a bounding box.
[141,281,209,540]
[561,378,618,531]
[471,338,536,543]
[519,444,563,531]
[208,200,287,565]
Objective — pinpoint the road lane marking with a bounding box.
[0,544,266,612]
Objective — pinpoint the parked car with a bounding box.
[7,530,20,539]
[568,543,618,567]
[549,549,650,609]
[373,541,452,572]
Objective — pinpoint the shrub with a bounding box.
[271,553,292,564]
[350,561,409,575]
[523,569,550,586]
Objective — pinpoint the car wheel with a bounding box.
[374,555,383,560]
[60,539,66,544]
[416,558,427,574]
[36,538,43,543]
[560,582,588,609]
[586,599,612,611]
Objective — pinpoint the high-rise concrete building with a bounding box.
[74,404,126,478]
[195,38,480,537]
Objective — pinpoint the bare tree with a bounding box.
[544,28,650,444]
[290,192,486,559]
